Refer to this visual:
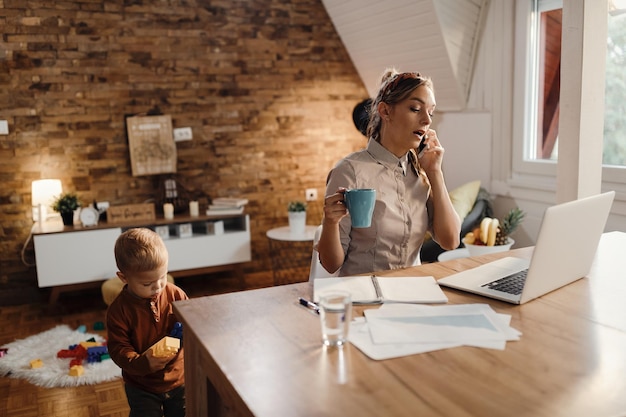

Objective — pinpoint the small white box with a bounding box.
[176,223,193,238]
[155,225,170,240]
[202,220,224,235]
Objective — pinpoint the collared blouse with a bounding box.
[326,139,433,276]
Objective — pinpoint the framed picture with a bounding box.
[126,114,177,176]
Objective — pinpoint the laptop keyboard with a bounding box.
[481,269,529,295]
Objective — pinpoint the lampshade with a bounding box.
[32,179,63,222]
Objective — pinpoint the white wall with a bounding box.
[435,112,491,191]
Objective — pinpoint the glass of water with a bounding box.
[319,291,352,347]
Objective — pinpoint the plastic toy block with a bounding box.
[93,321,105,330]
[30,359,43,368]
[77,325,87,333]
[79,341,101,349]
[150,336,180,358]
[69,365,84,376]
[73,345,88,359]
[87,345,107,355]
[87,345,109,363]
[169,322,183,340]
[70,358,83,367]
[100,353,111,360]
[57,344,88,361]
[57,349,75,358]
[0,348,8,358]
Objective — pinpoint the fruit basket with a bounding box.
[462,207,524,257]
[463,237,515,257]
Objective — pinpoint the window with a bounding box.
[604,3,626,167]
[524,0,626,168]
[532,1,561,161]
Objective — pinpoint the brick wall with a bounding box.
[0,0,368,304]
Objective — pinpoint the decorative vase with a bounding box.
[288,211,306,235]
[60,210,74,226]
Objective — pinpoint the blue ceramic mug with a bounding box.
[344,189,376,228]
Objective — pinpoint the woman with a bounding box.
[318,69,461,276]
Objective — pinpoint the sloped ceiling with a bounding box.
[321,0,489,111]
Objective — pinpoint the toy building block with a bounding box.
[30,359,43,368]
[0,348,8,358]
[150,336,180,358]
[79,341,101,349]
[70,358,82,368]
[169,322,183,340]
[77,325,87,333]
[93,321,105,330]
[87,345,109,363]
[57,349,75,358]
[58,344,88,361]
[69,365,84,376]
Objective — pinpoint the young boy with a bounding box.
[107,228,188,417]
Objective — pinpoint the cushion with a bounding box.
[423,180,481,243]
[448,180,481,221]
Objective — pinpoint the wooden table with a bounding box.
[173,232,626,417]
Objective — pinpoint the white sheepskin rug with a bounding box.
[0,324,122,388]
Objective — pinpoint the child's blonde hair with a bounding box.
[114,228,168,274]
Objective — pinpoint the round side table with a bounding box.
[266,226,318,285]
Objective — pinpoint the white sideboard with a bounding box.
[32,214,251,294]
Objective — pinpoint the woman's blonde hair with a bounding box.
[366,68,434,143]
[114,228,168,274]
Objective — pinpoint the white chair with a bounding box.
[308,225,340,282]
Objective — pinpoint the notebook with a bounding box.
[438,191,615,304]
[313,275,448,304]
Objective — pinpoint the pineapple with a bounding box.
[495,207,525,245]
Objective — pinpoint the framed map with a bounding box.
[126,115,177,176]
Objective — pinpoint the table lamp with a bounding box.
[32,179,63,222]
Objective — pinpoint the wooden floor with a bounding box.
[0,270,283,417]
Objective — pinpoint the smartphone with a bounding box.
[417,134,427,157]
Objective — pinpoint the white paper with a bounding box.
[349,304,521,360]
[349,318,461,360]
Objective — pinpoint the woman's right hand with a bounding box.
[323,188,348,224]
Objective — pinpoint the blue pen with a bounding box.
[298,297,320,314]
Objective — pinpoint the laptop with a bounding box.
[438,191,615,304]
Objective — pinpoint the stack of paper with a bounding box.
[206,197,248,215]
[349,303,521,360]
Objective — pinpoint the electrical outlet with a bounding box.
[305,188,318,201]
[173,127,193,141]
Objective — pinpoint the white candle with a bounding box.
[189,201,199,217]
[163,203,174,220]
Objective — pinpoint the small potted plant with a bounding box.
[52,192,81,226]
[287,201,307,234]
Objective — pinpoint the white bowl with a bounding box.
[462,238,514,257]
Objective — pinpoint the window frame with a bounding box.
[511,0,626,193]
